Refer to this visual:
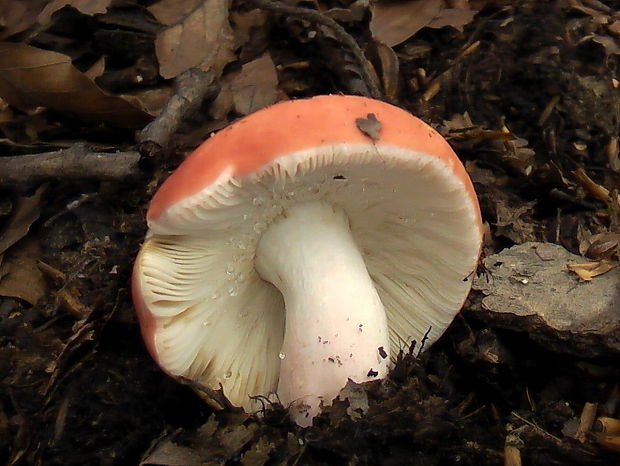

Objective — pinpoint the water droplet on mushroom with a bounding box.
[279,352,286,360]
[307,183,320,194]
[202,320,210,327]
[237,273,246,283]
[211,292,219,299]
[239,310,248,318]
[224,370,232,379]
[226,263,235,275]
[252,197,263,207]
[242,214,248,221]
[253,222,266,234]
[228,285,238,297]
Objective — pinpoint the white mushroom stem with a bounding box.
[255,201,390,426]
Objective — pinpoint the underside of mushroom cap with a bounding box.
[133,130,483,412]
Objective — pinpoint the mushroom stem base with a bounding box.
[256,201,390,426]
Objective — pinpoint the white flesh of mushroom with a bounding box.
[135,143,480,424]
[255,201,390,425]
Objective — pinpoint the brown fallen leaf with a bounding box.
[579,232,620,260]
[0,185,46,256]
[231,53,278,115]
[370,0,442,47]
[370,41,400,100]
[155,0,236,79]
[0,42,152,129]
[0,0,47,39]
[148,0,202,26]
[0,235,47,306]
[127,87,173,116]
[427,7,477,31]
[567,260,617,281]
[591,34,620,56]
[230,8,270,62]
[83,56,106,81]
[355,113,382,140]
[37,0,113,24]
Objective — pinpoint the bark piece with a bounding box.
[472,242,620,357]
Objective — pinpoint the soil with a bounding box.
[1,1,620,465]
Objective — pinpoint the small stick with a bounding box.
[504,445,522,466]
[138,68,218,157]
[0,144,140,187]
[574,402,597,443]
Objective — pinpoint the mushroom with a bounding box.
[132,95,483,426]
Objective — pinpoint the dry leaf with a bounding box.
[240,436,274,466]
[210,75,235,120]
[83,56,106,80]
[231,53,278,115]
[579,232,620,260]
[230,8,270,62]
[591,34,620,56]
[0,0,47,39]
[0,236,47,306]
[427,7,477,31]
[38,0,113,24]
[148,0,202,26]
[338,379,369,420]
[155,0,236,79]
[0,42,152,129]
[0,185,46,256]
[325,0,369,23]
[370,0,442,47]
[140,440,204,466]
[356,113,382,140]
[567,260,617,281]
[371,41,400,100]
[127,87,173,116]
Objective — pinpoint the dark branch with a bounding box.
[0,144,141,188]
[137,68,218,157]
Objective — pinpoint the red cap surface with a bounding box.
[147,95,479,224]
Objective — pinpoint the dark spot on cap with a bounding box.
[367,368,379,377]
[355,113,382,141]
[378,346,388,359]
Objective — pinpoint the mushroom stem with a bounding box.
[256,201,390,426]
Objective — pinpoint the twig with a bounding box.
[510,412,563,444]
[0,144,140,187]
[416,325,432,357]
[574,402,597,443]
[137,68,218,157]
[251,0,382,99]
